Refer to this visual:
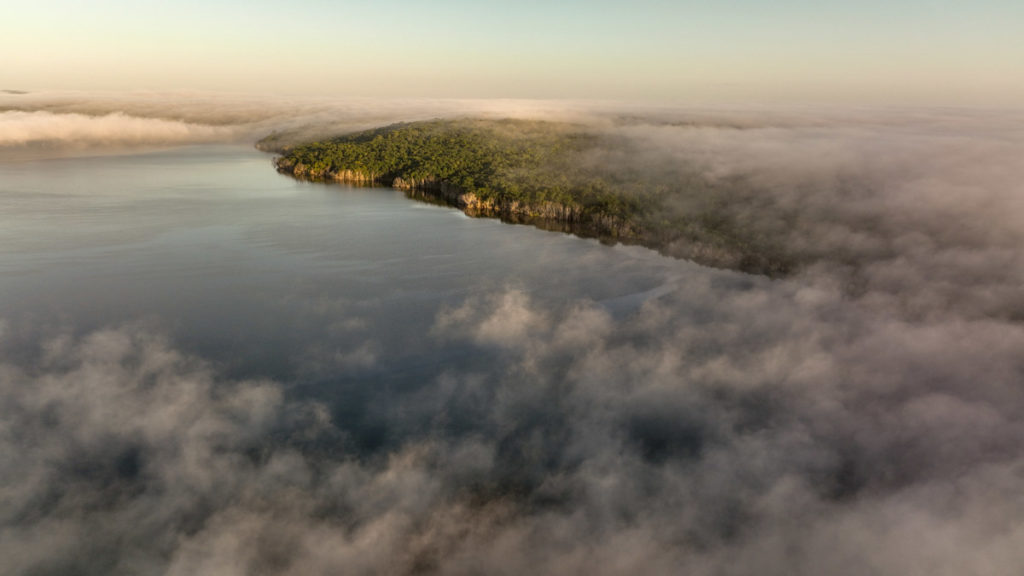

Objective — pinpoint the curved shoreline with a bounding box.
[273,158,789,276]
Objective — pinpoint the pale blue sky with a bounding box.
[4,0,1022,104]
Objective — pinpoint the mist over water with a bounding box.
[2,95,1024,575]
[0,92,601,155]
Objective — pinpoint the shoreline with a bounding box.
[272,159,790,276]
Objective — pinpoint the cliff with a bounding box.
[274,157,641,241]
[267,119,795,277]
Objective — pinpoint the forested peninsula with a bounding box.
[263,119,794,276]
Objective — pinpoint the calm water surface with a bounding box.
[0,144,702,439]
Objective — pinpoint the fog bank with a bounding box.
[2,92,1023,575]
[0,111,234,147]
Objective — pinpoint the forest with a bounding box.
[267,119,794,276]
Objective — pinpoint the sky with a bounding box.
[4,0,1023,105]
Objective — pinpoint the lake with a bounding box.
[0,144,707,450]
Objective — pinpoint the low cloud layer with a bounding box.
[0,91,603,154]
[2,95,1024,574]
[590,107,1024,316]
[0,111,233,147]
[4,273,1024,574]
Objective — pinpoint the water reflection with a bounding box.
[0,145,703,394]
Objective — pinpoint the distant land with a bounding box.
[1,90,28,95]
[263,119,794,276]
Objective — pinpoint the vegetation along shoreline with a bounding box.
[261,118,796,277]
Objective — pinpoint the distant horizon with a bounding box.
[3,80,1021,110]
[4,0,1023,107]
[3,89,1023,114]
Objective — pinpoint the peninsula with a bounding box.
[264,119,793,276]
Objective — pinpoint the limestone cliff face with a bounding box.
[272,159,785,274]
[331,169,379,184]
[395,178,638,239]
[275,160,638,239]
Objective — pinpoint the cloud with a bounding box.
[6,266,1024,575]
[3,96,1024,574]
[419,278,1024,574]
[0,111,232,147]
[0,91,607,154]
[591,108,1024,316]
